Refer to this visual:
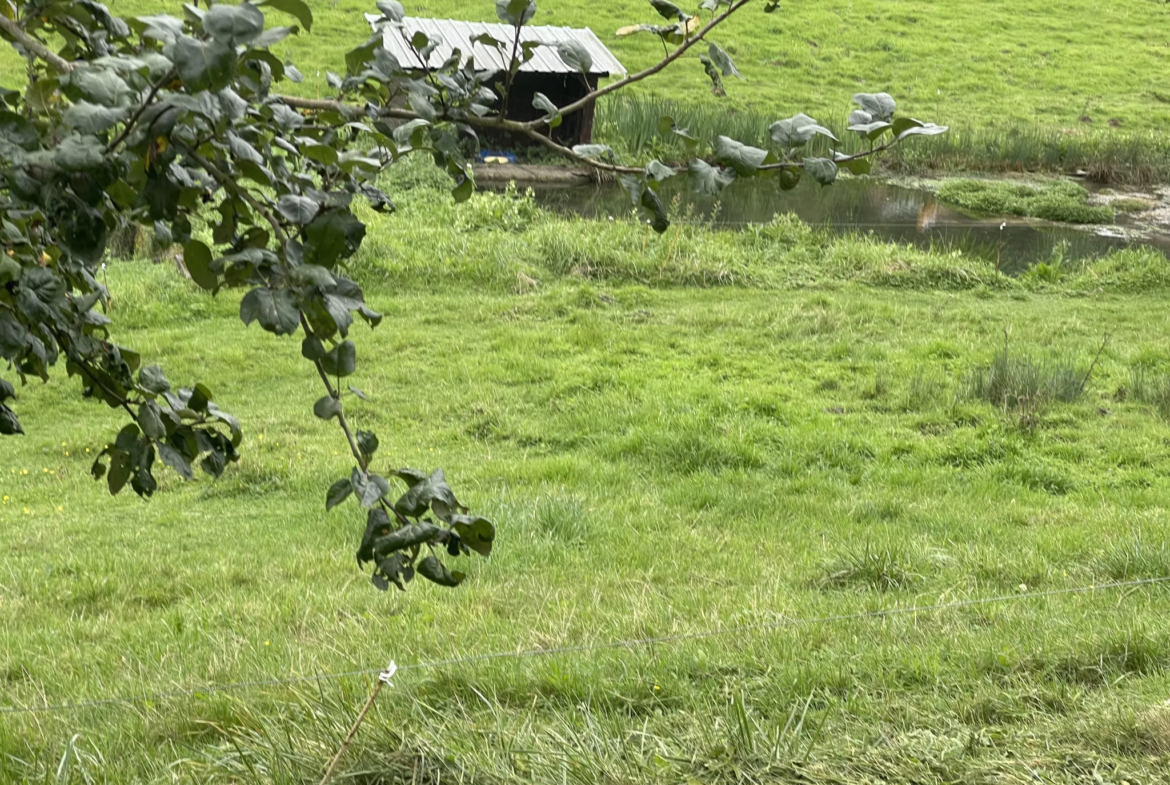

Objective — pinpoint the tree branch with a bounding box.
[0,15,73,72]
[185,149,289,248]
[106,70,176,154]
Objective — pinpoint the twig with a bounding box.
[1078,334,1109,397]
[106,70,176,153]
[318,662,396,785]
[299,315,412,528]
[540,0,755,126]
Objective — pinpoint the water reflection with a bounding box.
[517,178,1170,274]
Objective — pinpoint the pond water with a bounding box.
[518,178,1170,275]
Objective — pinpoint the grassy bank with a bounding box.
[4,179,1170,782]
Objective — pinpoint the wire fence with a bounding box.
[3,575,1169,717]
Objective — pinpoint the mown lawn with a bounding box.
[4,179,1170,782]
[4,0,1170,132]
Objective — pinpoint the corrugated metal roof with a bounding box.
[364,15,627,77]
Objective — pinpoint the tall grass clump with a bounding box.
[964,341,1087,411]
[937,179,1113,224]
[818,544,918,591]
[1130,366,1170,417]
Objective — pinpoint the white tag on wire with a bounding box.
[379,660,397,686]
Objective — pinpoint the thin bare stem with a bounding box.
[532,0,755,127]
[318,678,388,785]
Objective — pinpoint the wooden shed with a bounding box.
[367,16,627,148]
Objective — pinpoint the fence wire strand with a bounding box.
[3,575,1168,717]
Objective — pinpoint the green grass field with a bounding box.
[5,174,1170,782]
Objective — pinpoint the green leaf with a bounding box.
[555,40,593,74]
[0,255,21,286]
[495,0,535,26]
[394,468,463,520]
[451,515,495,557]
[158,442,194,480]
[204,1,265,45]
[532,93,562,129]
[803,157,838,186]
[657,116,699,152]
[173,36,236,92]
[326,476,352,510]
[351,468,391,507]
[184,241,217,292]
[301,335,326,361]
[890,117,924,137]
[376,0,405,22]
[63,101,128,134]
[769,113,838,150]
[371,552,410,591]
[619,173,645,206]
[276,194,319,225]
[303,209,367,269]
[777,167,802,191]
[55,134,104,172]
[240,287,301,336]
[895,122,948,141]
[649,0,688,21]
[645,160,678,182]
[258,0,312,32]
[0,404,22,436]
[641,187,670,234]
[357,429,379,459]
[707,42,740,78]
[572,144,615,162]
[0,112,38,151]
[313,395,342,420]
[358,508,392,564]
[852,92,896,123]
[139,363,170,395]
[289,265,336,289]
[417,555,466,587]
[320,340,356,377]
[138,401,166,439]
[688,159,736,196]
[0,378,14,403]
[713,135,771,176]
[66,66,131,108]
[392,118,431,149]
[847,118,892,140]
[137,14,185,43]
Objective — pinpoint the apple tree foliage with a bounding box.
[0,0,944,590]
